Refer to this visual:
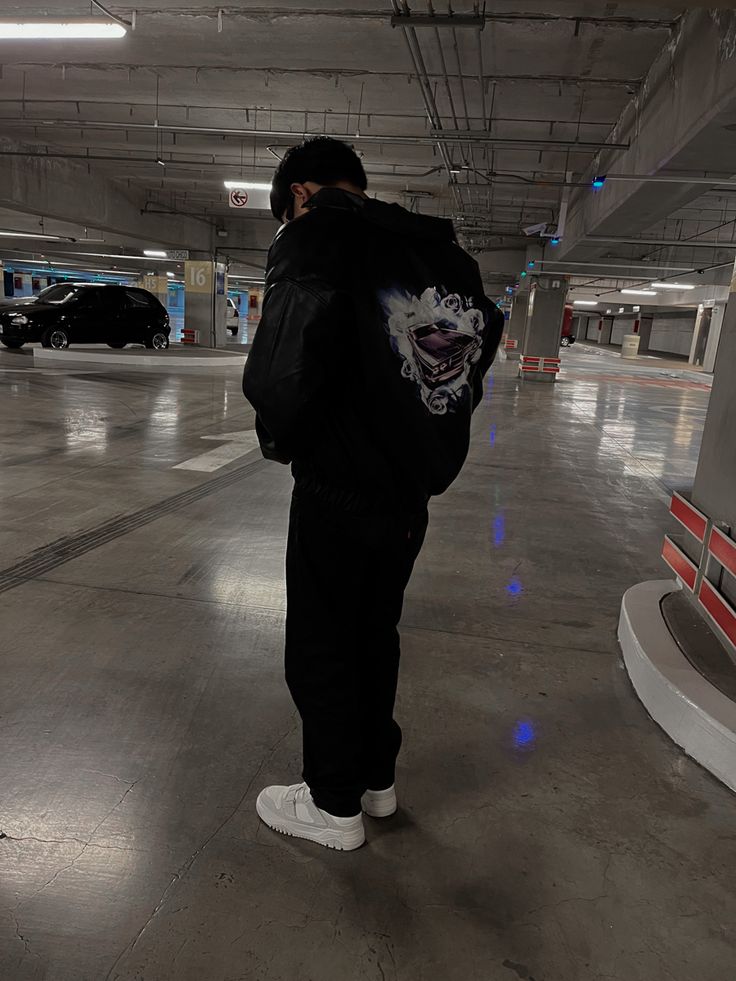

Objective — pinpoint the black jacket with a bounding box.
[242,188,504,514]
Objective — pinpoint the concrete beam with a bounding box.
[0,138,277,258]
[562,11,736,258]
[0,137,247,253]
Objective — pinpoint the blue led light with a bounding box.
[489,423,497,446]
[550,237,561,246]
[513,719,536,748]
[506,576,523,596]
[493,513,505,547]
[592,175,606,189]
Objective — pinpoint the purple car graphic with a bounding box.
[407,319,480,389]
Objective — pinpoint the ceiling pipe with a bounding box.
[4,117,629,152]
[391,0,459,207]
[123,6,675,30]
[585,235,736,248]
[599,173,736,187]
[0,148,443,180]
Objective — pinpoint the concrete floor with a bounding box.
[0,346,733,981]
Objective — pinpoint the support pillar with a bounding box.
[637,315,653,354]
[617,256,736,794]
[520,276,568,383]
[184,255,228,348]
[598,316,614,345]
[692,274,736,531]
[504,290,529,361]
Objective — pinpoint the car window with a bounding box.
[125,289,157,308]
[78,288,113,310]
[37,284,82,304]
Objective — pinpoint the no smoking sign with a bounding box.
[228,188,249,208]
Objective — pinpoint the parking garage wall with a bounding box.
[648,312,697,357]
[578,309,697,357]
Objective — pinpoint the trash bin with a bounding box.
[621,334,641,359]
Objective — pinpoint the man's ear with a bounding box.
[290,182,311,207]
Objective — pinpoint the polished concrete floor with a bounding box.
[0,345,733,981]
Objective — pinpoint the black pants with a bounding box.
[284,491,428,817]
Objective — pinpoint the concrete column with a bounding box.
[183,255,228,348]
[703,303,726,373]
[598,316,614,345]
[141,273,169,310]
[637,315,653,354]
[505,290,529,361]
[692,262,736,529]
[0,261,5,298]
[520,275,568,383]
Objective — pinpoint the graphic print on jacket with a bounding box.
[379,286,486,415]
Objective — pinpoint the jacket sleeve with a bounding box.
[242,277,343,464]
[471,298,505,411]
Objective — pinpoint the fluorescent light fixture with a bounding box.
[621,289,657,296]
[573,300,598,306]
[223,180,271,191]
[0,230,65,240]
[166,271,175,277]
[144,249,167,258]
[650,282,696,290]
[0,21,127,40]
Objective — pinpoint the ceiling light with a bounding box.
[144,250,167,258]
[621,289,657,296]
[166,271,175,277]
[650,282,696,290]
[0,21,127,40]
[0,230,65,240]
[550,237,561,246]
[223,181,271,191]
[573,300,598,306]
[592,176,606,189]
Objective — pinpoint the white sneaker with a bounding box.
[256,783,365,851]
[361,785,397,818]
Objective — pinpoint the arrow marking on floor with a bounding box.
[173,430,261,472]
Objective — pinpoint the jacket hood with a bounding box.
[307,187,456,244]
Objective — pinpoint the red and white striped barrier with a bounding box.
[661,492,736,653]
[181,327,199,345]
[504,338,518,351]
[520,355,560,375]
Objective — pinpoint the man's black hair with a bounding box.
[270,136,368,220]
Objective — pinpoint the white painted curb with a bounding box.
[619,579,736,793]
[33,349,246,368]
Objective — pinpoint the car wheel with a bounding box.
[41,328,70,350]
[1,339,24,349]
[560,336,570,347]
[145,331,170,350]
[108,341,126,349]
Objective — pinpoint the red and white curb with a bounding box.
[661,492,736,654]
[519,355,560,376]
[619,493,736,794]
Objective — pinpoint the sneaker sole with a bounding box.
[362,791,398,819]
[256,798,365,851]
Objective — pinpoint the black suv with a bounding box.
[0,283,171,351]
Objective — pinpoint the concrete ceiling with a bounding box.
[3,2,730,292]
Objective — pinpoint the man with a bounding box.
[243,136,503,851]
